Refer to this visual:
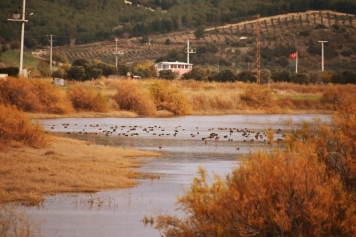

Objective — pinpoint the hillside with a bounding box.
[50,10,356,71]
[1,0,356,49]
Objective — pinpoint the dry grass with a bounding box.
[113,80,157,116]
[0,136,160,205]
[2,77,353,117]
[0,105,50,149]
[67,85,110,112]
[26,111,139,119]
[0,77,73,114]
[148,80,192,115]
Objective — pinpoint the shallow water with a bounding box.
[24,114,330,237]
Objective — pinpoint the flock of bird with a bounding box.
[47,123,286,147]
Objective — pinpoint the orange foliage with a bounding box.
[240,85,277,110]
[148,80,192,115]
[0,77,73,114]
[0,105,49,148]
[113,80,157,116]
[156,96,356,237]
[67,85,109,112]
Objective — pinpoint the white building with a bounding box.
[155,61,193,77]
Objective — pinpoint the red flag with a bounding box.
[289,52,297,59]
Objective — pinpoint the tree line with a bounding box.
[1,0,356,48]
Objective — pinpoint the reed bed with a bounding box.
[2,77,353,117]
[0,136,160,205]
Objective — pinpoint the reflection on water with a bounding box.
[24,114,330,237]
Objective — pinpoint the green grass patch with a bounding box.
[276,95,321,101]
[1,49,42,68]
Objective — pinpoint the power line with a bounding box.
[254,14,260,84]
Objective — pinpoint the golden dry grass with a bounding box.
[3,77,354,117]
[0,105,50,148]
[26,111,139,119]
[0,77,73,114]
[0,136,160,205]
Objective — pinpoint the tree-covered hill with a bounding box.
[50,10,356,72]
[1,0,356,49]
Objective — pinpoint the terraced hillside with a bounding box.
[46,10,356,70]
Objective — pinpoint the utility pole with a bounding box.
[318,41,328,71]
[239,37,247,71]
[186,37,196,64]
[113,38,124,68]
[47,35,55,72]
[7,0,29,77]
[254,14,261,84]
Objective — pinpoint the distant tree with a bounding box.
[341,50,352,57]
[218,59,231,67]
[86,67,102,80]
[260,69,272,84]
[277,56,289,68]
[140,35,149,44]
[9,41,20,50]
[164,38,171,45]
[299,30,310,37]
[25,38,38,49]
[117,62,130,76]
[67,66,86,81]
[37,61,51,77]
[53,54,69,64]
[159,69,176,80]
[291,73,310,84]
[0,67,18,77]
[96,63,118,77]
[72,58,90,67]
[133,61,157,78]
[271,69,291,82]
[209,69,237,82]
[238,70,255,82]
[182,67,206,81]
[194,26,205,39]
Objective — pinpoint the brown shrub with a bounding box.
[67,86,109,112]
[277,97,297,110]
[113,80,157,116]
[31,80,74,114]
[0,105,49,148]
[0,77,73,114]
[149,80,192,115]
[240,85,276,110]
[272,82,325,94]
[188,90,241,111]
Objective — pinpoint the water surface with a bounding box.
[24,114,330,237]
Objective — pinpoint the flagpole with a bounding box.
[295,51,298,73]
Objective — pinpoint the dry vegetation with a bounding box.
[0,136,160,205]
[156,93,356,237]
[0,105,49,149]
[0,104,160,205]
[1,77,356,118]
[0,206,41,236]
[53,10,356,69]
